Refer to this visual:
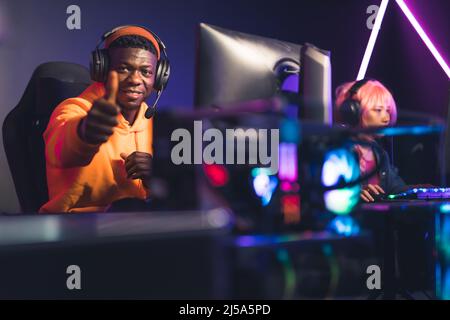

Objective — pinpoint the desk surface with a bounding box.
[361,199,450,211]
[0,209,232,248]
[355,200,450,231]
[2,200,447,249]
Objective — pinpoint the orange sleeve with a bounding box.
[44,98,100,168]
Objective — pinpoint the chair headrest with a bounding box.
[17,62,91,117]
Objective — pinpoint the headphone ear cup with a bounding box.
[90,49,109,82]
[153,59,170,92]
[339,99,361,127]
[90,49,100,82]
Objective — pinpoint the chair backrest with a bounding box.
[3,62,91,213]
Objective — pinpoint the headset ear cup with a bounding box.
[90,49,100,82]
[339,99,361,127]
[160,59,170,89]
[153,59,170,91]
[90,49,109,82]
[153,60,163,91]
[99,49,109,83]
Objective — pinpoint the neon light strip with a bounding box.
[323,245,340,300]
[357,0,390,80]
[276,249,296,299]
[395,0,450,79]
[278,143,297,182]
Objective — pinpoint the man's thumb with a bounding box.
[105,71,119,103]
[120,152,128,161]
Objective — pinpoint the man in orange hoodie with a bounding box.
[40,26,168,213]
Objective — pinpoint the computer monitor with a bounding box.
[194,23,332,125]
[299,43,333,125]
[192,23,356,233]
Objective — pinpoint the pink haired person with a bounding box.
[335,79,407,202]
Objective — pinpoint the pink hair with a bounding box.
[334,80,397,126]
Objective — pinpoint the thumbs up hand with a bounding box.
[78,71,121,145]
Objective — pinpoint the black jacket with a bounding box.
[372,142,408,194]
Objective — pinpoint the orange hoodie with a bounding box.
[39,82,152,213]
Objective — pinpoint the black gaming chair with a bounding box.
[3,62,91,213]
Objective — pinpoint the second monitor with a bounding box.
[194,22,332,125]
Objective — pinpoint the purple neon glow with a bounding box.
[278,143,297,182]
[280,181,300,192]
[395,0,450,79]
[357,0,390,80]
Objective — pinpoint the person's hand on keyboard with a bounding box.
[361,184,385,202]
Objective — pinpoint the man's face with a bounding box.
[108,47,157,111]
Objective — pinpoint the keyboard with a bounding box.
[380,187,450,201]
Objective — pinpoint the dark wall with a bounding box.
[370,0,449,117]
[2,0,447,110]
[0,0,448,211]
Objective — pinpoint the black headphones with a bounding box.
[339,79,370,127]
[90,25,170,119]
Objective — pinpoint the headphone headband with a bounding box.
[347,78,371,99]
[100,25,165,60]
